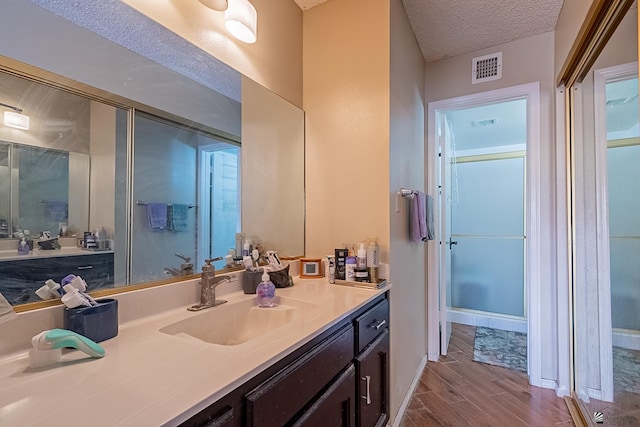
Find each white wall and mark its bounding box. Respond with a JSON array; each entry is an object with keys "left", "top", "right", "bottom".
[
  {"left": 425, "top": 32, "right": 559, "bottom": 385},
  {"left": 89, "top": 101, "right": 116, "bottom": 234},
  {"left": 389, "top": 0, "right": 428, "bottom": 420}
]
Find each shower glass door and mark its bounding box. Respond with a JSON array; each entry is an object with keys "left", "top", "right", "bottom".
[{"left": 450, "top": 156, "right": 525, "bottom": 318}]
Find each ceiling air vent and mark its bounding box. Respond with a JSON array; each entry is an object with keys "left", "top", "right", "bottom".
[{"left": 472, "top": 52, "right": 502, "bottom": 84}]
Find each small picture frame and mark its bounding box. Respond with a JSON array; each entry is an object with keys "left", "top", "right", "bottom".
[{"left": 299, "top": 258, "right": 323, "bottom": 278}]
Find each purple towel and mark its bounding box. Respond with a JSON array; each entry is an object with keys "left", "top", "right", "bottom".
[
  {"left": 47, "top": 201, "right": 68, "bottom": 221},
  {"left": 411, "top": 191, "right": 434, "bottom": 242},
  {"left": 411, "top": 191, "right": 427, "bottom": 242},
  {"left": 147, "top": 203, "right": 167, "bottom": 230}
]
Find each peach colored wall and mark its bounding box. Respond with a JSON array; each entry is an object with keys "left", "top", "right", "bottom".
[
  {"left": 122, "top": 0, "right": 303, "bottom": 108},
  {"left": 304, "top": 0, "right": 428, "bottom": 422},
  {"left": 303, "top": 0, "right": 390, "bottom": 259}
]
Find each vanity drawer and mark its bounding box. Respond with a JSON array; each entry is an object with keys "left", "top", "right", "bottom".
[
  {"left": 354, "top": 299, "right": 389, "bottom": 353},
  {"left": 245, "top": 324, "right": 354, "bottom": 427}
]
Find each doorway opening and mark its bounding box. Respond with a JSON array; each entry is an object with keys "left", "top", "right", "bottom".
[{"left": 427, "top": 83, "right": 543, "bottom": 385}]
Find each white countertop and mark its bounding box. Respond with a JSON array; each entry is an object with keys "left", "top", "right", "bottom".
[{"left": 0, "top": 279, "right": 388, "bottom": 426}]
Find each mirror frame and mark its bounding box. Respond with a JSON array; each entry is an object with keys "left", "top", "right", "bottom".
[
  {"left": 558, "top": 0, "right": 636, "bottom": 422},
  {"left": 0, "top": 57, "right": 246, "bottom": 314}
]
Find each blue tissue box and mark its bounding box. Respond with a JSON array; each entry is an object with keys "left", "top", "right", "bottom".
[{"left": 63, "top": 298, "right": 118, "bottom": 343}]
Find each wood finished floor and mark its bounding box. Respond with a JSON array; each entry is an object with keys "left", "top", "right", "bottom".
[{"left": 399, "top": 323, "right": 574, "bottom": 426}]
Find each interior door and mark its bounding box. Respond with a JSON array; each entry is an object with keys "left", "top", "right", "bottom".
[{"left": 439, "top": 114, "right": 454, "bottom": 355}]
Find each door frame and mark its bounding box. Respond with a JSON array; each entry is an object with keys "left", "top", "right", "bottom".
[{"left": 426, "top": 82, "right": 543, "bottom": 387}]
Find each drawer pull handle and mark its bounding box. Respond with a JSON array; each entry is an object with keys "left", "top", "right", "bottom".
[
  {"left": 361, "top": 375, "right": 371, "bottom": 404},
  {"left": 77, "top": 265, "right": 94, "bottom": 270},
  {"left": 370, "top": 319, "right": 386, "bottom": 330}
]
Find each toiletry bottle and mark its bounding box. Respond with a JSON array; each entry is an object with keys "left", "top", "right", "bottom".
[
  {"left": 327, "top": 255, "right": 336, "bottom": 284},
  {"left": 256, "top": 269, "right": 276, "bottom": 307},
  {"left": 334, "top": 248, "right": 348, "bottom": 280},
  {"left": 367, "top": 237, "right": 380, "bottom": 283},
  {"left": 243, "top": 239, "right": 252, "bottom": 257},
  {"left": 357, "top": 242, "right": 367, "bottom": 269},
  {"left": 18, "top": 238, "right": 30, "bottom": 255},
  {"left": 345, "top": 255, "right": 357, "bottom": 282}
]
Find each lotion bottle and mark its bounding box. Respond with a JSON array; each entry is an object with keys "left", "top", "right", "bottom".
[
  {"left": 367, "top": 237, "right": 380, "bottom": 283},
  {"left": 357, "top": 242, "right": 367, "bottom": 269},
  {"left": 256, "top": 269, "right": 276, "bottom": 307}
]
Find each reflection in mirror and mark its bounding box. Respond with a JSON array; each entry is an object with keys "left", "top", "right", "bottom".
[
  {"left": 0, "top": 55, "right": 304, "bottom": 309},
  {"left": 129, "top": 112, "right": 240, "bottom": 284},
  {"left": 570, "top": 1, "right": 639, "bottom": 422}
]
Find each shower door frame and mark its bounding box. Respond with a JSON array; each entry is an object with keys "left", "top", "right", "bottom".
[{"left": 427, "top": 82, "right": 544, "bottom": 388}]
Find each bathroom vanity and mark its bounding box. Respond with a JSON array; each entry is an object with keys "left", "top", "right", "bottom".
[
  {"left": 0, "top": 277, "right": 389, "bottom": 427},
  {"left": 182, "top": 293, "right": 389, "bottom": 427},
  {"left": 0, "top": 249, "right": 114, "bottom": 305}
]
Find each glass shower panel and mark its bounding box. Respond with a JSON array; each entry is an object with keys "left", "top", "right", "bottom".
[
  {"left": 607, "top": 144, "right": 640, "bottom": 332},
  {"left": 131, "top": 113, "right": 198, "bottom": 284},
  {"left": 15, "top": 145, "right": 69, "bottom": 236},
  {"left": 451, "top": 236, "right": 524, "bottom": 316},
  {"left": 452, "top": 158, "right": 524, "bottom": 237},
  {"left": 450, "top": 157, "right": 525, "bottom": 317}
]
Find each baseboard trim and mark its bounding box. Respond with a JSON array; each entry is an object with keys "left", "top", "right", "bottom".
[
  {"left": 538, "top": 378, "right": 558, "bottom": 390},
  {"left": 612, "top": 328, "right": 640, "bottom": 350},
  {"left": 447, "top": 309, "right": 527, "bottom": 333},
  {"left": 390, "top": 354, "right": 428, "bottom": 427}
]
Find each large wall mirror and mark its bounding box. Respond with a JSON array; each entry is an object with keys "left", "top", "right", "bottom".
[
  {"left": 0, "top": 2, "right": 304, "bottom": 310},
  {"left": 561, "top": 0, "right": 639, "bottom": 423}
]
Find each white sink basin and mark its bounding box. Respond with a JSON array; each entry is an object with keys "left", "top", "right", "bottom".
[{"left": 160, "top": 296, "right": 318, "bottom": 346}]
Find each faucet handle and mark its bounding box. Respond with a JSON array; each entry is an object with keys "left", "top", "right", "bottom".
[{"left": 175, "top": 252, "right": 191, "bottom": 263}]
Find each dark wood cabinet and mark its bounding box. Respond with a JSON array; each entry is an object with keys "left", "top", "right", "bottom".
[
  {"left": 291, "top": 364, "right": 356, "bottom": 427},
  {"left": 179, "top": 292, "right": 390, "bottom": 427},
  {"left": 355, "top": 330, "right": 389, "bottom": 427},
  {"left": 0, "top": 252, "right": 114, "bottom": 305},
  {"left": 246, "top": 325, "right": 354, "bottom": 426}
]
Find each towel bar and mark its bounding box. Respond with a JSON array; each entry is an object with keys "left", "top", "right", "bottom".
[
  {"left": 136, "top": 201, "right": 196, "bottom": 208},
  {"left": 398, "top": 188, "right": 416, "bottom": 197}
]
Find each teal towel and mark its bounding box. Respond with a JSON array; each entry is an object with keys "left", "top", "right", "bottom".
[{"left": 167, "top": 204, "right": 189, "bottom": 232}]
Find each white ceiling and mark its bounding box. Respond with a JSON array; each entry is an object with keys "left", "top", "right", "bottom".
[{"left": 293, "top": 0, "right": 564, "bottom": 63}]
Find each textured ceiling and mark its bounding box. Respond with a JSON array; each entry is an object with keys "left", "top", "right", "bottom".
[{"left": 294, "top": 0, "right": 564, "bottom": 63}]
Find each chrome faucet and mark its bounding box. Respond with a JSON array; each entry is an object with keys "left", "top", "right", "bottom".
[
  {"left": 188, "top": 257, "right": 227, "bottom": 311},
  {"left": 176, "top": 253, "right": 194, "bottom": 275},
  {"left": 164, "top": 253, "right": 194, "bottom": 277}
]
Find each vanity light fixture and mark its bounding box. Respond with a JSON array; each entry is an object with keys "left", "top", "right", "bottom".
[
  {"left": 199, "top": 0, "right": 228, "bottom": 12},
  {"left": 1, "top": 102, "right": 30, "bottom": 130},
  {"left": 224, "top": 0, "right": 257, "bottom": 44}
]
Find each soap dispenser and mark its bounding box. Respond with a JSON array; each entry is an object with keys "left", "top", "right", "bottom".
[
  {"left": 18, "top": 238, "right": 30, "bottom": 255},
  {"left": 256, "top": 268, "right": 276, "bottom": 308}
]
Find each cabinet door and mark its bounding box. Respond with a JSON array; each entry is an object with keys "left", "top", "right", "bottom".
[
  {"left": 292, "top": 364, "right": 356, "bottom": 427},
  {"left": 355, "top": 329, "right": 389, "bottom": 427},
  {"left": 245, "top": 325, "right": 354, "bottom": 426},
  {"left": 179, "top": 404, "right": 235, "bottom": 427}
]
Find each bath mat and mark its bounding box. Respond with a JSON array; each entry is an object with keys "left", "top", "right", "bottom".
[
  {"left": 613, "top": 346, "right": 640, "bottom": 395},
  {"left": 473, "top": 326, "right": 527, "bottom": 372}
]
